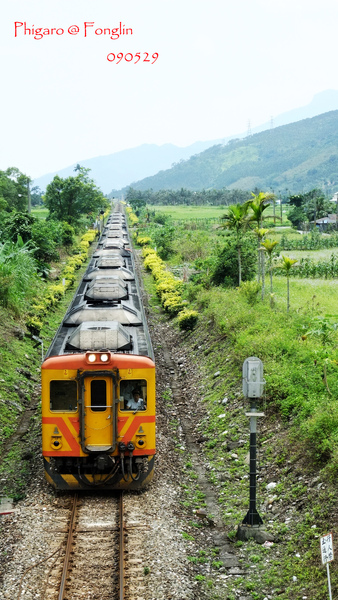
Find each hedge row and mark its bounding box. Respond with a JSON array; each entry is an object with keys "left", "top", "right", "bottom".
[
  {"left": 142, "top": 246, "right": 198, "bottom": 330},
  {"left": 26, "top": 229, "right": 98, "bottom": 334},
  {"left": 126, "top": 206, "right": 139, "bottom": 226}
]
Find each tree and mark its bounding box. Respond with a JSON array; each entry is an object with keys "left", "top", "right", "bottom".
[
  {"left": 287, "top": 189, "right": 330, "bottom": 230},
  {"left": 44, "top": 168, "right": 107, "bottom": 226},
  {"left": 30, "top": 186, "right": 44, "bottom": 206},
  {"left": 279, "top": 256, "right": 297, "bottom": 313},
  {"left": 245, "top": 192, "right": 278, "bottom": 282},
  {"left": 211, "top": 234, "right": 257, "bottom": 287},
  {"left": 260, "top": 239, "right": 278, "bottom": 306},
  {"left": 2, "top": 212, "right": 36, "bottom": 243},
  {"left": 220, "top": 203, "right": 251, "bottom": 285},
  {"left": 287, "top": 205, "right": 307, "bottom": 229},
  {"left": 245, "top": 191, "right": 276, "bottom": 229},
  {"left": 0, "top": 167, "right": 31, "bottom": 212},
  {"left": 254, "top": 227, "right": 269, "bottom": 290}
]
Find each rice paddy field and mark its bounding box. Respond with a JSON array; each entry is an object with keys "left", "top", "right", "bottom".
[{"left": 151, "top": 203, "right": 291, "bottom": 224}]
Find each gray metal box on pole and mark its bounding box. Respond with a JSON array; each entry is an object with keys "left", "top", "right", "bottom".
[{"left": 242, "top": 356, "right": 265, "bottom": 399}]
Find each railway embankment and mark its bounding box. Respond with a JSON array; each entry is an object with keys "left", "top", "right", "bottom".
[{"left": 139, "top": 248, "right": 338, "bottom": 600}]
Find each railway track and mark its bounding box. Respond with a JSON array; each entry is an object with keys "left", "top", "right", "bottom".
[
  {"left": 13, "top": 490, "right": 151, "bottom": 600},
  {"left": 42, "top": 493, "right": 122, "bottom": 600},
  {"left": 27, "top": 491, "right": 148, "bottom": 600}
]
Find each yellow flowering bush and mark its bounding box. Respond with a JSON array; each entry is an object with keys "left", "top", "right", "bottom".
[
  {"left": 137, "top": 235, "right": 152, "bottom": 246},
  {"left": 177, "top": 309, "right": 199, "bottom": 330}
]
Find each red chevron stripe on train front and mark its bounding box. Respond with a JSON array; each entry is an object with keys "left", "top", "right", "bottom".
[
  {"left": 118, "top": 415, "right": 155, "bottom": 440},
  {"left": 42, "top": 417, "right": 80, "bottom": 456}
]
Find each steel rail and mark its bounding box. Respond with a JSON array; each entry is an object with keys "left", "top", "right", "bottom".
[
  {"left": 58, "top": 493, "right": 78, "bottom": 600},
  {"left": 119, "top": 491, "right": 125, "bottom": 600}
]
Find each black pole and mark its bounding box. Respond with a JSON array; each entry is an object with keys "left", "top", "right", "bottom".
[{"left": 242, "top": 404, "right": 263, "bottom": 526}]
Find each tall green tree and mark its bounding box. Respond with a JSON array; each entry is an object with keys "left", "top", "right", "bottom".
[
  {"left": 254, "top": 227, "right": 269, "bottom": 289},
  {"left": 0, "top": 168, "right": 31, "bottom": 212},
  {"left": 245, "top": 191, "right": 276, "bottom": 228},
  {"left": 245, "top": 192, "right": 277, "bottom": 282},
  {"left": 260, "top": 239, "right": 278, "bottom": 306},
  {"left": 279, "top": 255, "right": 297, "bottom": 313},
  {"left": 44, "top": 168, "right": 107, "bottom": 226},
  {"left": 220, "top": 203, "right": 250, "bottom": 285}
]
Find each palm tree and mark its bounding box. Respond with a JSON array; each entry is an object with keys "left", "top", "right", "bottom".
[
  {"left": 254, "top": 227, "right": 269, "bottom": 288},
  {"left": 245, "top": 191, "right": 276, "bottom": 228},
  {"left": 221, "top": 203, "right": 250, "bottom": 285},
  {"left": 245, "top": 192, "right": 277, "bottom": 283},
  {"left": 260, "top": 239, "right": 278, "bottom": 306},
  {"left": 279, "top": 255, "right": 297, "bottom": 313}
]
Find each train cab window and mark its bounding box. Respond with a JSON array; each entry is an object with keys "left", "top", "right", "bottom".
[
  {"left": 50, "top": 381, "right": 77, "bottom": 411},
  {"left": 90, "top": 379, "right": 107, "bottom": 412},
  {"left": 120, "top": 379, "right": 147, "bottom": 411}
]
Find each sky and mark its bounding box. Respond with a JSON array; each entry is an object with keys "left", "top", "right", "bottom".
[{"left": 2, "top": 0, "right": 338, "bottom": 179}]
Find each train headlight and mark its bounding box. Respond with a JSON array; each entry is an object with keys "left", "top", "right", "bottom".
[
  {"left": 51, "top": 436, "right": 63, "bottom": 450},
  {"left": 135, "top": 436, "right": 147, "bottom": 449},
  {"left": 100, "top": 353, "right": 109, "bottom": 362},
  {"left": 87, "top": 353, "right": 97, "bottom": 363}
]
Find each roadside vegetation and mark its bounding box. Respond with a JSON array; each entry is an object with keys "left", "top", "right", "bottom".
[
  {"left": 130, "top": 194, "right": 338, "bottom": 473},
  {"left": 0, "top": 165, "right": 109, "bottom": 497},
  {"left": 129, "top": 193, "right": 338, "bottom": 600}
]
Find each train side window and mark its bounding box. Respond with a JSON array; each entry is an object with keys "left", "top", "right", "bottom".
[
  {"left": 120, "top": 379, "right": 147, "bottom": 411},
  {"left": 91, "top": 379, "right": 107, "bottom": 412},
  {"left": 50, "top": 381, "right": 77, "bottom": 411}
]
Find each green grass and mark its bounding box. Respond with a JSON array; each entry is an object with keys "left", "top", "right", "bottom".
[
  {"left": 149, "top": 205, "right": 228, "bottom": 220},
  {"left": 270, "top": 228, "right": 301, "bottom": 240},
  {"left": 276, "top": 248, "right": 338, "bottom": 263},
  {"left": 31, "top": 207, "right": 49, "bottom": 219},
  {"left": 267, "top": 275, "right": 338, "bottom": 311},
  {"left": 149, "top": 203, "right": 292, "bottom": 225}
]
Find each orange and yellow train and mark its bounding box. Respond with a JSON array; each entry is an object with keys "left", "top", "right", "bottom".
[{"left": 41, "top": 206, "right": 155, "bottom": 489}]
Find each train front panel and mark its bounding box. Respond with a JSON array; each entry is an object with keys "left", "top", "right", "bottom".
[{"left": 42, "top": 352, "right": 155, "bottom": 489}]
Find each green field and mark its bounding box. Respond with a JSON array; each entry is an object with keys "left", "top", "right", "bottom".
[
  {"left": 279, "top": 248, "right": 338, "bottom": 263},
  {"left": 150, "top": 203, "right": 292, "bottom": 225},
  {"left": 150, "top": 205, "right": 227, "bottom": 220},
  {"left": 271, "top": 276, "right": 338, "bottom": 311},
  {"left": 31, "top": 207, "right": 48, "bottom": 219}
]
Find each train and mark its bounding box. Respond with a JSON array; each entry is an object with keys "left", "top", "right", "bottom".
[{"left": 41, "top": 204, "right": 156, "bottom": 489}]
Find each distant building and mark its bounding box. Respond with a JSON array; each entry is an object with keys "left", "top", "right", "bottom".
[
  {"left": 329, "top": 192, "right": 338, "bottom": 203},
  {"left": 315, "top": 214, "right": 337, "bottom": 230}
]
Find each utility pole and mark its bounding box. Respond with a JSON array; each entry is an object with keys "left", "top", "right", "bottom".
[{"left": 27, "top": 181, "right": 31, "bottom": 213}]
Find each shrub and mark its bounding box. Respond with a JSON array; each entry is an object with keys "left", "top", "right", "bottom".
[
  {"left": 26, "top": 315, "right": 43, "bottom": 335},
  {"left": 142, "top": 246, "right": 157, "bottom": 258},
  {"left": 163, "top": 293, "right": 186, "bottom": 315},
  {"left": 239, "top": 281, "right": 261, "bottom": 305},
  {"left": 137, "top": 235, "right": 152, "bottom": 246},
  {"left": 156, "top": 278, "right": 183, "bottom": 299},
  {"left": 178, "top": 309, "right": 199, "bottom": 330},
  {"left": 0, "top": 240, "right": 40, "bottom": 314}
]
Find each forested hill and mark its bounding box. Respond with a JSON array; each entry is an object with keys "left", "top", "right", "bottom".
[{"left": 123, "top": 111, "right": 338, "bottom": 194}]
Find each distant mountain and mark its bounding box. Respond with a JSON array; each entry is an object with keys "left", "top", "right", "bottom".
[
  {"left": 125, "top": 111, "right": 338, "bottom": 195},
  {"left": 32, "top": 90, "right": 338, "bottom": 194},
  {"left": 32, "top": 141, "right": 222, "bottom": 194},
  {"left": 249, "top": 90, "right": 338, "bottom": 134}
]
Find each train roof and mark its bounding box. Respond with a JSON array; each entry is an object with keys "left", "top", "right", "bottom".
[{"left": 44, "top": 205, "right": 154, "bottom": 361}]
